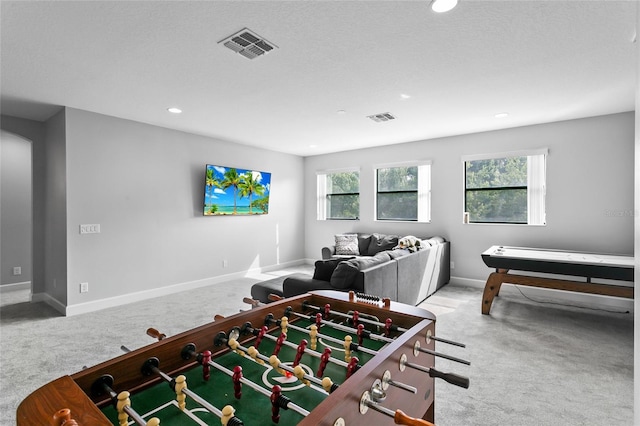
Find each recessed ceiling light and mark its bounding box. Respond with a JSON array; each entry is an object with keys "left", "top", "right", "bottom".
[
  {"left": 494, "top": 112, "right": 509, "bottom": 119},
  {"left": 337, "top": 110, "right": 346, "bottom": 114},
  {"left": 167, "top": 107, "right": 182, "bottom": 114},
  {"left": 400, "top": 94, "right": 411, "bottom": 99},
  {"left": 431, "top": 0, "right": 458, "bottom": 13}
]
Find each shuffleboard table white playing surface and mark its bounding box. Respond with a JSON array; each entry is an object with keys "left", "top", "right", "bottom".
[{"left": 480, "top": 245, "right": 634, "bottom": 314}]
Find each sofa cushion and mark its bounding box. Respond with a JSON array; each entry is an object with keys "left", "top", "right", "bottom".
[
  {"left": 356, "top": 234, "right": 372, "bottom": 256},
  {"left": 335, "top": 234, "right": 360, "bottom": 255},
  {"left": 367, "top": 233, "right": 399, "bottom": 255},
  {"left": 330, "top": 260, "right": 360, "bottom": 289},
  {"left": 388, "top": 248, "right": 411, "bottom": 259},
  {"left": 313, "top": 258, "right": 350, "bottom": 281}
]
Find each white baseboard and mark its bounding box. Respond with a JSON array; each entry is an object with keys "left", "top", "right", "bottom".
[
  {"left": 449, "top": 276, "right": 634, "bottom": 313},
  {"left": 0, "top": 281, "right": 31, "bottom": 293},
  {"left": 64, "top": 259, "right": 308, "bottom": 317},
  {"left": 32, "top": 292, "right": 67, "bottom": 315}
]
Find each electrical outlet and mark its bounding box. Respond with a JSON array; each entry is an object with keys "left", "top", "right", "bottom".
[
  {"left": 80, "top": 282, "right": 89, "bottom": 293},
  {"left": 450, "top": 261, "right": 455, "bottom": 269},
  {"left": 80, "top": 224, "right": 101, "bottom": 234},
  {"left": 12, "top": 266, "right": 21, "bottom": 276}
]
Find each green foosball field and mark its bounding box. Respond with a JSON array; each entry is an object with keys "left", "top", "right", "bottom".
[{"left": 101, "top": 316, "right": 386, "bottom": 425}]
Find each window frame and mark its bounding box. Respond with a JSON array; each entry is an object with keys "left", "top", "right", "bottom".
[
  {"left": 316, "top": 168, "right": 360, "bottom": 221},
  {"left": 462, "top": 149, "right": 547, "bottom": 226},
  {"left": 374, "top": 161, "right": 431, "bottom": 223}
]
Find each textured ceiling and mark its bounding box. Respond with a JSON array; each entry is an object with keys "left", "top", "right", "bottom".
[{"left": 1, "top": 1, "right": 636, "bottom": 156}]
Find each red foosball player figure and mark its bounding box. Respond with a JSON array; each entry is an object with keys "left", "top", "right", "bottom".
[
  {"left": 324, "top": 304, "right": 330, "bottom": 319},
  {"left": 317, "top": 347, "right": 332, "bottom": 377},
  {"left": 201, "top": 350, "right": 212, "bottom": 381},
  {"left": 352, "top": 310, "right": 359, "bottom": 326},
  {"left": 232, "top": 366, "right": 243, "bottom": 399},
  {"left": 357, "top": 324, "right": 365, "bottom": 346},
  {"left": 273, "top": 333, "right": 287, "bottom": 356},
  {"left": 255, "top": 326, "right": 268, "bottom": 349},
  {"left": 293, "top": 339, "right": 308, "bottom": 366},
  {"left": 271, "top": 385, "right": 283, "bottom": 423},
  {"left": 346, "top": 356, "right": 359, "bottom": 379},
  {"left": 385, "top": 318, "right": 393, "bottom": 337}
]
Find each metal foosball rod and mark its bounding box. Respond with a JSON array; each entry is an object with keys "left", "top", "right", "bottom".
[
  {"left": 180, "top": 343, "right": 311, "bottom": 418},
  {"left": 262, "top": 316, "right": 378, "bottom": 356},
  {"left": 238, "top": 323, "right": 356, "bottom": 371},
  {"left": 399, "top": 354, "right": 470, "bottom": 389},
  {"left": 284, "top": 307, "right": 395, "bottom": 344},
  {"left": 303, "top": 299, "right": 466, "bottom": 348},
  {"left": 213, "top": 331, "right": 340, "bottom": 394},
  {"left": 360, "top": 390, "right": 436, "bottom": 426},
  {"left": 90, "top": 375, "right": 160, "bottom": 426},
  {"left": 141, "top": 357, "right": 244, "bottom": 426},
  {"left": 263, "top": 315, "right": 469, "bottom": 366}
]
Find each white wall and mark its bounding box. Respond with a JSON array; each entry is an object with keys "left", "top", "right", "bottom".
[
  {"left": 0, "top": 130, "right": 32, "bottom": 287},
  {"left": 61, "top": 108, "right": 305, "bottom": 312},
  {"left": 304, "top": 112, "right": 634, "bottom": 291}
]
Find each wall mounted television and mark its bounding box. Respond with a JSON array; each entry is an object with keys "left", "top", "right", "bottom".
[{"left": 204, "top": 164, "right": 271, "bottom": 216}]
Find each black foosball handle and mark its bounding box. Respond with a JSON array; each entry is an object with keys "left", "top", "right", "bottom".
[{"left": 428, "top": 368, "right": 470, "bottom": 389}]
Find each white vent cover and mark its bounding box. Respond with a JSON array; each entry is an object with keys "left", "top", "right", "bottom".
[
  {"left": 367, "top": 112, "right": 396, "bottom": 122},
  {"left": 220, "top": 28, "right": 277, "bottom": 60}
]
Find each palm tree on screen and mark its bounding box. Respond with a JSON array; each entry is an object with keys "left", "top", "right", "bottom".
[
  {"left": 221, "top": 168, "right": 242, "bottom": 214},
  {"left": 239, "top": 172, "right": 265, "bottom": 214}
]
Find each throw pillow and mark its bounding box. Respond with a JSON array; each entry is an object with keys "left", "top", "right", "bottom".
[
  {"left": 367, "top": 233, "right": 399, "bottom": 255},
  {"left": 313, "top": 258, "right": 349, "bottom": 282},
  {"left": 335, "top": 234, "right": 360, "bottom": 255},
  {"left": 330, "top": 260, "right": 359, "bottom": 289}
]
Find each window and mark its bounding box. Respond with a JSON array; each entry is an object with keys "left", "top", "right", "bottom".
[
  {"left": 463, "top": 149, "right": 547, "bottom": 225},
  {"left": 375, "top": 163, "right": 431, "bottom": 222},
  {"left": 317, "top": 169, "right": 360, "bottom": 220}
]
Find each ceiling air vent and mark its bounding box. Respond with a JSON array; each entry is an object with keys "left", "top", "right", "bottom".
[
  {"left": 367, "top": 112, "right": 396, "bottom": 123},
  {"left": 220, "top": 28, "right": 277, "bottom": 60}
]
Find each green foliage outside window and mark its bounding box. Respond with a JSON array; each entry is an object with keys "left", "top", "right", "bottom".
[
  {"left": 327, "top": 171, "right": 359, "bottom": 219},
  {"left": 465, "top": 157, "right": 527, "bottom": 223},
  {"left": 377, "top": 166, "right": 418, "bottom": 221}
]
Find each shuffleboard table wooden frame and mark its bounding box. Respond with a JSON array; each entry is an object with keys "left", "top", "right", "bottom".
[
  {"left": 17, "top": 290, "right": 441, "bottom": 426},
  {"left": 481, "top": 245, "right": 634, "bottom": 315}
]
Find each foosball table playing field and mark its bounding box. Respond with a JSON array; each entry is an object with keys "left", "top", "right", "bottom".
[{"left": 17, "top": 290, "right": 469, "bottom": 426}]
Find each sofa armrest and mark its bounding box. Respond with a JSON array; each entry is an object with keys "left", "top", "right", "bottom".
[
  {"left": 354, "top": 260, "right": 398, "bottom": 301},
  {"left": 283, "top": 276, "right": 336, "bottom": 298},
  {"left": 321, "top": 246, "right": 336, "bottom": 260}
]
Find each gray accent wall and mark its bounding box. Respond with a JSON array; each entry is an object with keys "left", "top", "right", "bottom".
[
  {"left": 62, "top": 108, "right": 304, "bottom": 308},
  {"left": 304, "top": 112, "right": 634, "bottom": 283},
  {"left": 1, "top": 130, "right": 32, "bottom": 287}
]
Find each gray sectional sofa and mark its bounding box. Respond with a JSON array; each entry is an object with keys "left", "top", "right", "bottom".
[{"left": 281, "top": 233, "right": 450, "bottom": 306}]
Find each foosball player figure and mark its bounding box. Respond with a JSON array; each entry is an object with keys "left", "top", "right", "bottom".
[
  {"left": 352, "top": 310, "right": 359, "bottom": 326},
  {"left": 220, "top": 405, "right": 237, "bottom": 426},
  {"left": 385, "top": 318, "right": 393, "bottom": 337},
  {"left": 53, "top": 408, "right": 79, "bottom": 426},
  {"left": 293, "top": 339, "right": 308, "bottom": 366},
  {"left": 254, "top": 326, "right": 268, "bottom": 349},
  {"left": 317, "top": 347, "right": 331, "bottom": 377},
  {"left": 293, "top": 365, "right": 311, "bottom": 386},
  {"left": 344, "top": 335, "right": 353, "bottom": 361},
  {"left": 201, "top": 350, "right": 212, "bottom": 381},
  {"left": 247, "top": 345, "right": 265, "bottom": 365},
  {"left": 269, "top": 355, "right": 286, "bottom": 376},
  {"left": 273, "top": 333, "right": 287, "bottom": 356},
  {"left": 280, "top": 316, "right": 289, "bottom": 334},
  {"left": 346, "top": 357, "right": 359, "bottom": 379},
  {"left": 309, "top": 325, "right": 318, "bottom": 350},
  {"left": 324, "top": 304, "right": 330, "bottom": 319},
  {"left": 174, "top": 375, "right": 187, "bottom": 411},
  {"left": 117, "top": 392, "right": 132, "bottom": 426},
  {"left": 315, "top": 313, "right": 323, "bottom": 328},
  {"left": 232, "top": 366, "right": 243, "bottom": 399},
  {"left": 270, "top": 385, "right": 283, "bottom": 423},
  {"left": 357, "top": 324, "right": 365, "bottom": 346}
]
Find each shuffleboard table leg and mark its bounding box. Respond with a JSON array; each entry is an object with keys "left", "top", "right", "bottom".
[{"left": 482, "top": 272, "right": 505, "bottom": 315}]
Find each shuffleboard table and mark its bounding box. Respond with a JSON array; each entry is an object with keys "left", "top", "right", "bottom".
[
  {"left": 17, "top": 290, "right": 469, "bottom": 426},
  {"left": 481, "top": 245, "right": 634, "bottom": 315}
]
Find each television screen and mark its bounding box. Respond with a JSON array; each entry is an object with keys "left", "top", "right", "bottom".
[{"left": 204, "top": 164, "right": 271, "bottom": 215}]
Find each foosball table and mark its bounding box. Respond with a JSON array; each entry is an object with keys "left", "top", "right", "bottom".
[{"left": 17, "top": 290, "right": 469, "bottom": 426}]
